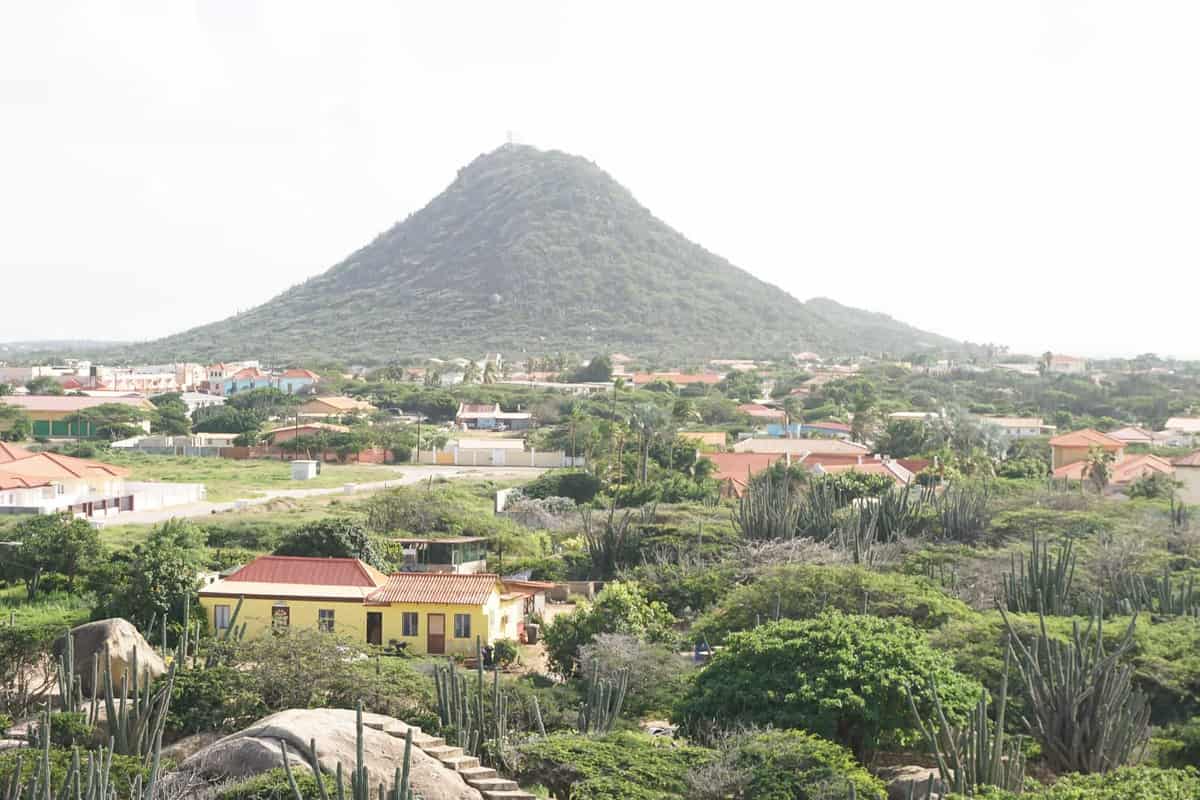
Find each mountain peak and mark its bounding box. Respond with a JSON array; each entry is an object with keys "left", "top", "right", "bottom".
[{"left": 139, "top": 148, "right": 959, "bottom": 363}]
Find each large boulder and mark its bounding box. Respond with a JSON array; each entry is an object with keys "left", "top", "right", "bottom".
[
  {"left": 54, "top": 619, "right": 166, "bottom": 695},
  {"left": 181, "top": 709, "right": 482, "bottom": 800},
  {"left": 879, "top": 766, "right": 946, "bottom": 800}
]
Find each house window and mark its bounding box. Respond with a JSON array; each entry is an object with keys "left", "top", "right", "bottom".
[
  {"left": 402, "top": 612, "right": 419, "bottom": 637},
  {"left": 454, "top": 614, "right": 471, "bottom": 639},
  {"left": 214, "top": 605, "right": 231, "bottom": 631},
  {"left": 318, "top": 609, "right": 335, "bottom": 632}
]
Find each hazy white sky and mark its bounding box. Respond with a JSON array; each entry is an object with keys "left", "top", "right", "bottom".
[{"left": 1, "top": 1, "right": 1196, "bottom": 358}]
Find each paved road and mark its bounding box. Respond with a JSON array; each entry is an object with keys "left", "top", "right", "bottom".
[{"left": 95, "top": 464, "right": 545, "bottom": 527}]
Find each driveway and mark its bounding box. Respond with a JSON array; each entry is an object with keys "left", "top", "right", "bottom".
[{"left": 94, "top": 465, "right": 545, "bottom": 527}]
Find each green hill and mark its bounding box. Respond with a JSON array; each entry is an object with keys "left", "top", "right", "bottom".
[{"left": 140, "top": 145, "right": 964, "bottom": 363}]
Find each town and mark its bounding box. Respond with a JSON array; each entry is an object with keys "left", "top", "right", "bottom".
[{"left": 3, "top": 345, "right": 1200, "bottom": 800}]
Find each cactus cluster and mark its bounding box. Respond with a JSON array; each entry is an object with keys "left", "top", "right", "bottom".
[
  {"left": 734, "top": 474, "right": 803, "bottom": 541},
  {"left": 1112, "top": 567, "right": 1200, "bottom": 618},
  {"left": 577, "top": 665, "right": 629, "bottom": 735},
  {"left": 998, "top": 603, "right": 1150, "bottom": 774},
  {"left": 906, "top": 646, "right": 1026, "bottom": 794},
  {"left": 1002, "top": 533, "right": 1076, "bottom": 616},
  {"left": 431, "top": 637, "right": 508, "bottom": 764},
  {"left": 937, "top": 483, "right": 991, "bottom": 543},
  {"left": 2, "top": 709, "right": 147, "bottom": 800}
]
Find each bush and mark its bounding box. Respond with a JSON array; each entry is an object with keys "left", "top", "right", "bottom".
[
  {"left": 689, "top": 729, "right": 885, "bottom": 800},
  {"left": 578, "top": 633, "right": 695, "bottom": 717},
  {"left": 161, "top": 665, "right": 267, "bottom": 738},
  {"left": 0, "top": 747, "right": 147, "bottom": 790},
  {"left": 1157, "top": 716, "right": 1200, "bottom": 768},
  {"left": 492, "top": 638, "right": 519, "bottom": 668},
  {"left": 523, "top": 470, "right": 601, "bottom": 505},
  {"left": 515, "top": 731, "right": 713, "bottom": 800},
  {"left": 0, "top": 712, "right": 11, "bottom": 736},
  {"left": 27, "top": 711, "right": 93, "bottom": 747},
  {"left": 965, "top": 766, "right": 1200, "bottom": 799},
  {"left": 676, "top": 612, "right": 981, "bottom": 758},
  {"left": 543, "top": 582, "right": 676, "bottom": 676},
  {"left": 273, "top": 517, "right": 382, "bottom": 568},
  {"left": 691, "top": 564, "right": 972, "bottom": 645},
  {"left": 217, "top": 768, "right": 339, "bottom": 800}
]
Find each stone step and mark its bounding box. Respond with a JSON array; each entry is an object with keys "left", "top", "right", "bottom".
[
  {"left": 409, "top": 734, "right": 445, "bottom": 748},
  {"left": 480, "top": 791, "right": 536, "bottom": 800},
  {"left": 421, "top": 744, "right": 463, "bottom": 760},
  {"left": 441, "top": 754, "right": 480, "bottom": 771},
  {"left": 467, "top": 777, "right": 519, "bottom": 792},
  {"left": 457, "top": 766, "right": 498, "bottom": 782}
]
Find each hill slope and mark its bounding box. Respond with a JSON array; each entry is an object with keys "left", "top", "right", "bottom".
[{"left": 142, "top": 145, "right": 963, "bottom": 363}]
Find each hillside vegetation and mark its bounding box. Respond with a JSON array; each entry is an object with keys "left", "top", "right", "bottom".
[{"left": 138, "top": 145, "right": 961, "bottom": 363}]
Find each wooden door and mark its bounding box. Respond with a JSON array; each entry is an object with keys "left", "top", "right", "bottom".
[
  {"left": 366, "top": 612, "right": 383, "bottom": 646},
  {"left": 427, "top": 613, "right": 445, "bottom": 654}
]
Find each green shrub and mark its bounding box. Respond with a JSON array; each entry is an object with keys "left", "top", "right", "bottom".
[
  {"left": 273, "top": 517, "right": 382, "bottom": 568},
  {"left": 0, "top": 747, "right": 147, "bottom": 790},
  {"left": 543, "top": 582, "right": 675, "bottom": 676},
  {"left": 217, "top": 767, "right": 338, "bottom": 800},
  {"left": 27, "top": 711, "right": 93, "bottom": 748},
  {"left": 523, "top": 470, "right": 601, "bottom": 505},
  {"left": 515, "top": 731, "right": 713, "bottom": 800},
  {"left": 492, "top": 638, "right": 519, "bottom": 668},
  {"left": 1007, "top": 766, "right": 1200, "bottom": 799},
  {"left": 0, "top": 712, "right": 11, "bottom": 736},
  {"left": 161, "top": 665, "right": 267, "bottom": 738},
  {"left": 707, "top": 729, "right": 886, "bottom": 800},
  {"left": 676, "top": 612, "right": 981, "bottom": 758},
  {"left": 692, "top": 564, "right": 972, "bottom": 644},
  {"left": 578, "top": 633, "right": 696, "bottom": 717},
  {"left": 1156, "top": 716, "right": 1200, "bottom": 768}
]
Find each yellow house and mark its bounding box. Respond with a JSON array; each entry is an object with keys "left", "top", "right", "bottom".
[
  {"left": 1049, "top": 429, "right": 1125, "bottom": 470},
  {"left": 198, "top": 556, "right": 533, "bottom": 656},
  {"left": 297, "top": 396, "right": 376, "bottom": 419}
]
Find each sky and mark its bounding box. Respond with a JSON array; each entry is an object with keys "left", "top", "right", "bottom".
[{"left": 1, "top": 1, "right": 1196, "bottom": 358}]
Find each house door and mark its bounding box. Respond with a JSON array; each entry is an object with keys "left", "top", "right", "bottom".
[
  {"left": 366, "top": 612, "right": 383, "bottom": 646},
  {"left": 427, "top": 613, "right": 445, "bottom": 654}
]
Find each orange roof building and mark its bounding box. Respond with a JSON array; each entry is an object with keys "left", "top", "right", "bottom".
[{"left": 1049, "top": 429, "right": 1124, "bottom": 470}]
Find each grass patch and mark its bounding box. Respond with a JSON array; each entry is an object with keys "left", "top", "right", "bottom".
[{"left": 102, "top": 452, "right": 406, "bottom": 502}]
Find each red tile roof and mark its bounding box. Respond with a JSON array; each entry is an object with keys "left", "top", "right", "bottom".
[
  {"left": 0, "top": 452, "right": 130, "bottom": 486},
  {"left": 1173, "top": 451, "right": 1200, "bottom": 467},
  {"left": 366, "top": 573, "right": 500, "bottom": 605},
  {"left": 282, "top": 369, "right": 321, "bottom": 379},
  {"left": 631, "top": 372, "right": 723, "bottom": 386},
  {"left": 738, "top": 404, "right": 787, "bottom": 419},
  {"left": 0, "top": 442, "right": 35, "bottom": 464},
  {"left": 1053, "top": 454, "right": 1175, "bottom": 483},
  {"left": 807, "top": 420, "right": 852, "bottom": 433},
  {"left": 1048, "top": 429, "right": 1124, "bottom": 449},
  {"left": 230, "top": 368, "right": 267, "bottom": 380},
  {"left": 225, "top": 556, "right": 387, "bottom": 587},
  {"left": 704, "top": 452, "right": 784, "bottom": 496}
]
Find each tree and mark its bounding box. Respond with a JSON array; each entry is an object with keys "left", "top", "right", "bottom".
[
  {"left": 0, "top": 404, "right": 31, "bottom": 442},
  {"left": 273, "top": 517, "right": 383, "bottom": 567},
  {"left": 2, "top": 514, "right": 101, "bottom": 599},
  {"left": 676, "top": 612, "right": 980, "bottom": 758},
  {"left": 569, "top": 356, "right": 613, "bottom": 383},
  {"left": 79, "top": 403, "right": 150, "bottom": 441},
  {"left": 24, "top": 376, "right": 63, "bottom": 396},
  {"left": 150, "top": 393, "right": 191, "bottom": 436},
  {"left": 543, "top": 582, "right": 675, "bottom": 676},
  {"left": 1084, "top": 445, "right": 1115, "bottom": 493},
  {"left": 462, "top": 361, "right": 481, "bottom": 384},
  {"left": 88, "top": 519, "right": 206, "bottom": 629},
  {"left": 875, "top": 418, "right": 929, "bottom": 457},
  {"left": 481, "top": 360, "right": 498, "bottom": 384},
  {"left": 192, "top": 406, "right": 260, "bottom": 434}
]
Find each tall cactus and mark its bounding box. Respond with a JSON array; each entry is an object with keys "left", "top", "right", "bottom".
[
  {"left": 997, "top": 601, "right": 1150, "bottom": 774},
  {"left": 1002, "top": 533, "right": 1076, "bottom": 615},
  {"left": 577, "top": 665, "right": 629, "bottom": 735},
  {"left": 734, "top": 474, "right": 802, "bottom": 541},
  {"left": 1112, "top": 567, "right": 1200, "bottom": 617},
  {"left": 431, "top": 637, "right": 510, "bottom": 764},
  {"left": 101, "top": 646, "right": 177, "bottom": 760},
  {"left": 906, "top": 645, "right": 1026, "bottom": 794}
]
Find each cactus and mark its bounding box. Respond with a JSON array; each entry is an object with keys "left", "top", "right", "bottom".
[
  {"left": 1170, "top": 493, "right": 1190, "bottom": 532},
  {"left": 280, "top": 701, "right": 417, "bottom": 800},
  {"left": 906, "top": 644, "right": 1026, "bottom": 794},
  {"left": 734, "top": 473, "right": 802, "bottom": 540},
  {"left": 1002, "top": 533, "right": 1076, "bottom": 616},
  {"left": 1112, "top": 567, "right": 1200, "bottom": 618},
  {"left": 101, "top": 646, "right": 177, "bottom": 760},
  {"left": 997, "top": 601, "right": 1150, "bottom": 774},
  {"left": 5, "top": 708, "right": 162, "bottom": 800},
  {"left": 577, "top": 665, "right": 629, "bottom": 735},
  {"left": 431, "top": 637, "right": 510, "bottom": 765},
  {"left": 204, "top": 595, "right": 246, "bottom": 668},
  {"left": 55, "top": 629, "right": 84, "bottom": 716},
  {"left": 937, "top": 483, "right": 991, "bottom": 543},
  {"left": 833, "top": 504, "right": 883, "bottom": 566}
]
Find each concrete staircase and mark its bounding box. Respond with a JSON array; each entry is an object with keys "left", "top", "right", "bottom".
[{"left": 365, "top": 718, "right": 535, "bottom": 800}]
